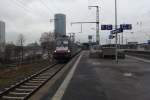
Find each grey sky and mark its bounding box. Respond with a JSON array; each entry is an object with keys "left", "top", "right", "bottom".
[{"left": 0, "top": 0, "right": 150, "bottom": 44}]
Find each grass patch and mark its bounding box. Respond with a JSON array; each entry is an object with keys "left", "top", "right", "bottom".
[{"left": 0, "top": 61, "right": 50, "bottom": 91}]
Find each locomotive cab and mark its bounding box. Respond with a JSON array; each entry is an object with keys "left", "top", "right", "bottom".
[{"left": 53, "top": 38, "right": 71, "bottom": 60}]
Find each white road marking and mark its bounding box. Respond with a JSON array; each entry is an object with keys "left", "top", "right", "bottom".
[
  {"left": 51, "top": 53, "right": 83, "bottom": 100},
  {"left": 127, "top": 55, "right": 150, "bottom": 63}
]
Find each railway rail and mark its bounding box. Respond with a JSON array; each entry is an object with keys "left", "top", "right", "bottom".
[
  {"left": 125, "top": 50, "right": 150, "bottom": 60},
  {"left": 0, "top": 63, "right": 65, "bottom": 100}
]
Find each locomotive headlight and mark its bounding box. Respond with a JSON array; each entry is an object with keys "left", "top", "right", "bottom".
[
  {"left": 54, "top": 50, "right": 57, "bottom": 53},
  {"left": 67, "top": 50, "right": 70, "bottom": 53}
]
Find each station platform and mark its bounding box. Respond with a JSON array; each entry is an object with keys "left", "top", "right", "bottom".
[
  {"left": 52, "top": 51, "right": 107, "bottom": 100},
  {"left": 51, "top": 51, "right": 150, "bottom": 100},
  {"left": 30, "top": 51, "right": 150, "bottom": 100}
]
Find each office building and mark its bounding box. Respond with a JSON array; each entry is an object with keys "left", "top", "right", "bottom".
[
  {"left": 0, "top": 21, "right": 5, "bottom": 52},
  {"left": 54, "top": 14, "right": 66, "bottom": 38}
]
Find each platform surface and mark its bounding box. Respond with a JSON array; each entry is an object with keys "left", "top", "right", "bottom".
[
  {"left": 51, "top": 51, "right": 150, "bottom": 100},
  {"left": 31, "top": 51, "right": 150, "bottom": 100}
]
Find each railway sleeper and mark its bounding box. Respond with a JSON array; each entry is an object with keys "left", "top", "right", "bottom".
[
  {"left": 24, "top": 82, "right": 41, "bottom": 86},
  {"left": 29, "top": 80, "right": 44, "bottom": 83},
  {"left": 38, "top": 75, "right": 52, "bottom": 77},
  {"left": 40, "top": 73, "right": 52, "bottom": 76},
  {"left": 9, "top": 91, "right": 30, "bottom": 95},
  {"left": 35, "top": 76, "right": 50, "bottom": 79},
  {"left": 32, "top": 79, "right": 47, "bottom": 81},
  {"left": 15, "top": 88, "right": 34, "bottom": 92},
  {"left": 2, "top": 96, "right": 24, "bottom": 100},
  {"left": 20, "top": 85, "right": 38, "bottom": 88}
]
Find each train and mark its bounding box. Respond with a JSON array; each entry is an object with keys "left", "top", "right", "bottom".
[{"left": 53, "top": 36, "right": 81, "bottom": 61}]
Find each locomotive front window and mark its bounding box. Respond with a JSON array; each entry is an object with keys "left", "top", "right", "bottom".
[
  {"left": 56, "top": 40, "right": 68, "bottom": 47},
  {"left": 63, "top": 41, "right": 68, "bottom": 47},
  {"left": 56, "top": 41, "right": 62, "bottom": 46}
]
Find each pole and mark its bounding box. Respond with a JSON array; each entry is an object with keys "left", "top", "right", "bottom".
[
  {"left": 110, "top": 39, "right": 111, "bottom": 44},
  {"left": 115, "top": 0, "right": 118, "bottom": 63},
  {"left": 126, "top": 38, "right": 128, "bottom": 44},
  {"left": 81, "top": 24, "right": 83, "bottom": 33},
  {"left": 88, "top": 6, "right": 100, "bottom": 45},
  {"left": 118, "top": 35, "right": 120, "bottom": 49},
  {"left": 72, "top": 33, "right": 75, "bottom": 42},
  {"left": 96, "top": 6, "right": 100, "bottom": 45},
  {"left": 121, "top": 32, "right": 124, "bottom": 45},
  {"left": 69, "top": 33, "right": 72, "bottom": 40}
]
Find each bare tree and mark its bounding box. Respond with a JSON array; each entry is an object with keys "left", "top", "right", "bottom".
[
  {"left": 40, "top": 32, "right": 55, "bottom": 62},
  {"left": 4, "top": 43, "right": 16, "bottom": 64},
  {"left": 17, "top": 34, "right": 25, "bottom": 65}
]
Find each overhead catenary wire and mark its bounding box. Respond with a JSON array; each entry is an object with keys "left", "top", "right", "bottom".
[
  {"left": 39, "top": 0, "right": 55, "bottom": 14},
  {"left": 17, "top": 0, "right": 52, "bottom": 17},
  {"left": 10, "top": 0, "right": 53, "bottom": 18},
  {"left": 5, "top": 0, "right": 52, "bottom": 32},
  {"left": 47, "top": 0, "right": 63, "bottom": 13},
  {"left": 16, "top": 0, "right": 51, "bottom": 14},
  {"left": 9, "top": 0, "right": 37, "bottom": 17},
  {"left": 15, "top": 0, "right": 34, "bottom": 10}
]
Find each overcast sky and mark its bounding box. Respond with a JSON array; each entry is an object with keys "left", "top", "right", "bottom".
[{"left": 0, "top": 0, "right": 150, "bottom": 44}]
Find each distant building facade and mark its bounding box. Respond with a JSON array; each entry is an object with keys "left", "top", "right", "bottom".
[
  {"left": 54, "top": 14, "right": 66, "bottom": 38},
  {"left": 0, "top": 21, "right": 5, "bottom": 52}
]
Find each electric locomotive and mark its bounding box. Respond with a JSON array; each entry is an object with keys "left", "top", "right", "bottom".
[{"left": 53, "top": 36, "right": 81, "bottom": 61}]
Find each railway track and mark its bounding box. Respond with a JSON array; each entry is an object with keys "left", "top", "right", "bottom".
[
  {"left": 0, "top": 63, "right": 65, "bottom": 100},
  {"left": 125, "top": 50, "right": 150, "bottom": 60}
]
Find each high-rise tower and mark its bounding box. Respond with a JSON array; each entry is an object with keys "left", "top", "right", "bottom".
[
  {"left": 0, "top": 21, "right": 5, "bottom": 52},
  {"left": 54, "top": 14, "right": 66, "bottom": 38}
]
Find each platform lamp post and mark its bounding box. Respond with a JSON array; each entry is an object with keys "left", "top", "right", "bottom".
[
  {"left": 118, "top": 35, "right": 121, "bottom": 49},
  {"left": 115, "top": 0, "right": 118, "bottom": 63}
]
